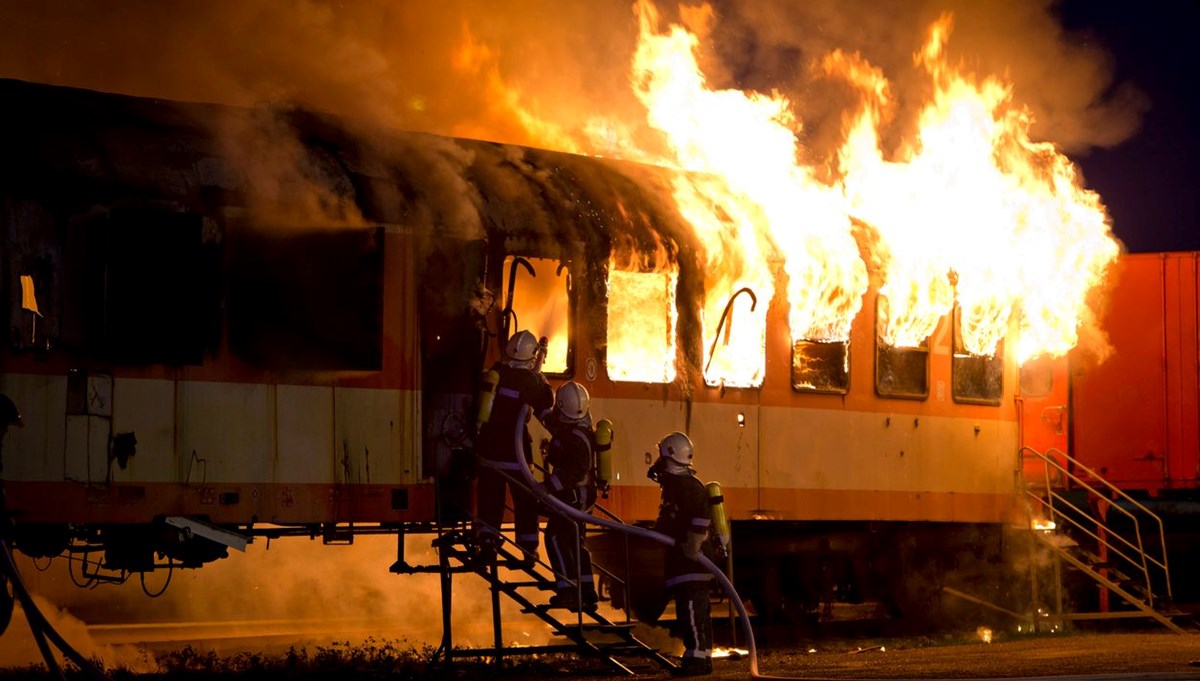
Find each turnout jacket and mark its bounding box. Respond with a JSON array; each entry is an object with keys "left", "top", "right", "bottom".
[
  {"left": 543, "top": 414, "right": 594, "bottom": 490},
  {"left": 477, "top": 363, "right": 553, "bottom": 466},
  {"left": 655, "top": 469, "right": 714, "bottom": 590}
]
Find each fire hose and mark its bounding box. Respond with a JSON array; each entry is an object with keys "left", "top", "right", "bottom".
[
  {"left": 0, "top": 535, "right": 107, "bottom": 680},
  {"left": 504, "top": 405, "right": 812, "bottom": 680}
]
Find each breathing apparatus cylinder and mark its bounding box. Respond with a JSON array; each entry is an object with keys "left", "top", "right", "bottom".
[
  {"left": 706, "top": 480, "right": 731, "bottom": 552},
  {"left": 594, "top": 418, "right": 613, "bottom": 496},
  {"left": 476, "top": 369, "right": 500, "bottom": 432}
]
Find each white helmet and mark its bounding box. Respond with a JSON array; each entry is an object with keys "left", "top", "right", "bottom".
[
  {"left": 657, "top": 431, "right": 694, "bottom": 466},
  {"left": 554, "top": 381, "right": 590, "bottom": 422},
  {"left": 505, "top": 330, "right": 539, "bottom": 366}
]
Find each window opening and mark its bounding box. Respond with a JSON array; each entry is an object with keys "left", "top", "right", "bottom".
[
  {"left": 1019, "top": 354, "right": 1053, "bottom": 398},
  {"left": 87, "top": 209, "right": 221, "bottom": 365},
  {"left": 229, "top": 225, "right": 382, "bottom": 370},
  {"left": 703, "top": 286, "right": 766, "bottom": 388},
  {"left": 951, "top": 306, "right": 1003, "bottom": 405},
  {"left": 792, "top": 339, "right": 850, "bottom": 393},
  {"left": 875, "top": 295, "right": 931, "bottom": 399},
  {"left": 501, "top": 255, "right": 570, "bottom": 375},
  {"left": 606, "top": 259, "right": 678, "bottom": 384}
]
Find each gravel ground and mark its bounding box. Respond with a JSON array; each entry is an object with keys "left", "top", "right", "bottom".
[
  {"left": 447, "top": 631, "right": 1200, "bottom": 681},
  {"left": 5, "top": 615, "right": 1200, "bottom": 680},
  {"left": 732, "top": 632, "right": 1200, "bottom": 679}
]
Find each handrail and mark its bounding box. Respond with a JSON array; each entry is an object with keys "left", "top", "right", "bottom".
[
  {"left": 1019, "top": 446, "right": 1173, "bottom": 604},
  {"left": 528, "top": 460, "right": 635, "bottom": 620}
]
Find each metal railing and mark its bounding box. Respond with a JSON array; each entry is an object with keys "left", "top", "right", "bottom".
[{"left": 1019, "top": 446, "right": 1173, "bottom": 606}]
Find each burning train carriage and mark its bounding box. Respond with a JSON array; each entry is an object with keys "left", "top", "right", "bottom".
[{"left": 2, "top": 78, "right": 1032, "bottom": 624}]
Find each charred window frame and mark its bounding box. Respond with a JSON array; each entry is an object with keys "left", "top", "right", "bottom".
[
  {"left": 84, "top": 208, "right": 221, "bottom": 365},
  {"left": 1019, "top": 354, "right": 1054, "bottom": 398},
  {"left": 229, "top": 226, "right": 383, "bottom": 370},
  {"left": 501, "top": 255, "right": 572, "bottom": 377},
  {"left": 792, "top": 339, "right": 850, "bottom": 394},
  {"left": 874, "top": 297, "right": 931, "bottom": 400},
  {"left": 951, "top": 307, "right": 1004, "bottom": 405}
]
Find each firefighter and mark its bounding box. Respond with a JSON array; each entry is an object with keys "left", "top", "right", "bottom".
[
  {"left": 650, "top": 431, "right": 714, "bottom": 677},
  {"left": 475, "top": 330, "right": 554, "bottom": 564},
  {"left": 540, "top": 381, "right": 599, "bottom": 611}
]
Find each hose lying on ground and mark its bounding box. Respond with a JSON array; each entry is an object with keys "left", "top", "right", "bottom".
[{"left": 0, "top": 536, "right": 107, "bottom": 681}]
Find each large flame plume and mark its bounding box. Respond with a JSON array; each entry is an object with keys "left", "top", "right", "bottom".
[
  {"left": 588, "top": 2, "right": 1118, "bottom": 383},
  {"left": 619, "top": 1, "right": 870, "bottom": 387},
  {"left": 0, "top": 1, "right": 1126, "bottom": 381},
  {"left": 831, "top": 15, "right": 1118, "bottom": 361}
]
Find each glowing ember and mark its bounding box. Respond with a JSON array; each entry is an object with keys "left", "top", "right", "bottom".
[{"left": 1031, "top": 517, "right": 1057, "bottom": 532}]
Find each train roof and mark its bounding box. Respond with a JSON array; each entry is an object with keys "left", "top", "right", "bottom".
[{"left": 0, "top": 77, "right": 697, "bottom": 268}]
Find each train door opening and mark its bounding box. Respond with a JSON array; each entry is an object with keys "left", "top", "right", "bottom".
[{"left": 499, "top": 255, "right": 572, "bottom": 377}]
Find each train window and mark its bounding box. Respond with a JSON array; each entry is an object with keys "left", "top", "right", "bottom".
[
  {"left": 1019, "top": 354, "right": 1053, "bottom": 398},
  {"left": 606, "top": 262, "right": 677, "bottom": 383},
  {"left": 951, "top": 307, "right": 1004, "bottom": 405},
  {"left": 703, "top": 286, "right": 766, "bottom": 388},
  {"left": 501, "top": 255, "right": 570, "bottom": 376},
  {"left": 84, "top": 208, "right": 220, "bottom": 365},
  {"left": 792, "top": 339, "right": 850, "bottom": 393},
  {"left": 229, "top": 226, "right": 383, "bottom": 370},
  {"left": 874, "top": 297, "right": 930, "bottom": 399}
]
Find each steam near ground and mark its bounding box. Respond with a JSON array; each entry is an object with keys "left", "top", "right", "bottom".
[{"left": 1, "top": 534, "right": 667, "bottom": 671}]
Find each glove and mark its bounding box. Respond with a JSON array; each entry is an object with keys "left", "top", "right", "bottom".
[
  {"left": 713, "top": 537, "right": 730, "bottom": 562},
  {"left": 682, "top": 532, "right": 704, "bottom": 561}
]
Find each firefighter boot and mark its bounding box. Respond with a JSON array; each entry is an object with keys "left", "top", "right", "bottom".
[{"left": 671, "top": 657, "right": 712, "bottom": 677}]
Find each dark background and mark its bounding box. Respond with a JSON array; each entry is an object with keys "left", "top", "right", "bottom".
[{"left": 1058, "top": 0, "right": 1200, "bottom": 253}]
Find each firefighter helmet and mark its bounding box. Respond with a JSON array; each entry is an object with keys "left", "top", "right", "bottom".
[
  {"left": 554, "top": 381, "right": 590, "bottom": 422},
  {"left": 505, "top": 330, "right": 539, "bottom": 364},
  {"left": 657, "top": 431, "right": 693, "bottom": 466},
  {"left": 0, "top": 394, "right": 22, "bottom": 428}
]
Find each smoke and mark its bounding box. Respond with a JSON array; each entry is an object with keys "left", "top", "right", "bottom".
[
  {"left": 0, "top": 593, "right": 155, "bottom": 672},
  {"left": 2, "top": 534, "right": 555, "bottom": 671},
  {"left": 0, "top": 0, "right": 1146, "bottom": 159},
  {"left": 704, "top": 0, "right": 1147, "bottom": 160}
]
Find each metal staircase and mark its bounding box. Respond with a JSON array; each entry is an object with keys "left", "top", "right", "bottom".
[
  {"left": 1019, "top": 446, "right": 1194, "bottom": 634},
  {"left": 391, "top": 472, "right": 676, "bottom": 675}
]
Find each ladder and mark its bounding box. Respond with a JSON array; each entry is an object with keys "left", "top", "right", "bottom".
[
  {"left": 1019, "top": 446, "right": 1195, "bottom": 634},
  {"left": 391, "top": 476, "right": 678, "bottom": 675},
  {"left": 430, "top": 529, "right": 676, "bottom": 675}
]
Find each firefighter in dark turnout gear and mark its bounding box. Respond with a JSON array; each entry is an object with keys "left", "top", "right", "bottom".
[
  {"left": 651, "top": 431, "right": 714, "bottom": 677},
  {"left": 475, "top": 330, "right": 554, "bottom": 563},
  {"left": 540, "top": 381, "right": 599, "bottom": 611}
]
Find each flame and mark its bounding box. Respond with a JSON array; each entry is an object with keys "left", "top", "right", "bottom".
[
  {"left": 451, "top": 23, "right": 583, "bottom": 152},
  {"left": 624, "top": 0, "right": 867, "bottom": 387},
  {"left": 457, "top": 3, "right": 1118, "bottom": 379},
  {"left": 606, "top": 254, "right": 679, "bottom": 383},
  {"left": 830, "top": 15, "right": 1118, "bottom": 361}
]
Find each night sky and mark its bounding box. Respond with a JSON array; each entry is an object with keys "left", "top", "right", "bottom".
[{"left": 1057, "top": 0, "right": 1200, "bottom": 254}]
